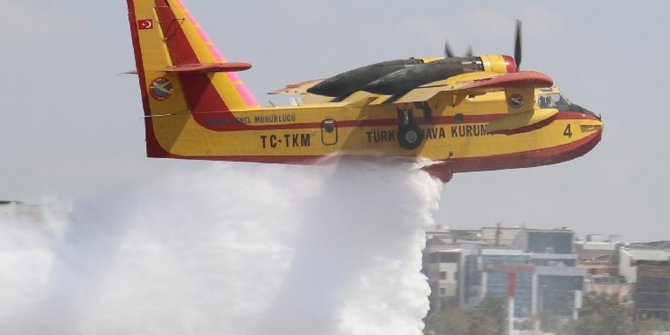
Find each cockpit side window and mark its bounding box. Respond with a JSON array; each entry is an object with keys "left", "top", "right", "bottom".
[{"left": 538, "top": 93, "right": 570, "bottom": 109}]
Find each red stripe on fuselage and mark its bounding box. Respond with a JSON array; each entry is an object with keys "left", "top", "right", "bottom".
[
  {"left": 190, "top": 110, "right": 597, "bottom": 132},
  {"left": 488, "top": 114, "right": 557, "bottom": 135},
  {"left": 191, "top": 112, "right": 509, "bottom": 132}
]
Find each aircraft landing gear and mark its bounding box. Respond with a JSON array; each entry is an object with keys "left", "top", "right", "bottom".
[{"left": 397, "top": 108, "right": 422, "bottom": 150}]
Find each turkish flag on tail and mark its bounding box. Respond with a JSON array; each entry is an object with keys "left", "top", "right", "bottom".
[{"left": 137, "top": 19, "right": 153, "bottom": 30}]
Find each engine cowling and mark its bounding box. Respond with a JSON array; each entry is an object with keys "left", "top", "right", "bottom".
[
  {"left": 307, "top": 58, "right": 425, "bottom": 97},
  {"left": 480, "top": 54, "right": 517, "bottom": 73},
  {"left": 363, "top": 54, "right": 517, "bottom": 96},
  {"left": 308, "top": 54, "right": 518, "bottom": 98},
  {"left": 362, "top": 58, "right": 465, "bottom": 95}
]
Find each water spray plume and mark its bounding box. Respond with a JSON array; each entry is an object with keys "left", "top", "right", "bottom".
[{"left": 0, "top": 159, "right": 442, "bottom": 335}]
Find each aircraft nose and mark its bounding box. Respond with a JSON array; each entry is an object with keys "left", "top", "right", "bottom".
[
  {"left": 578, "top": 109, "right": 603, "bottom": 140},
  {"left": 569, "top": 103, "right": 600, "bottom": 120}
]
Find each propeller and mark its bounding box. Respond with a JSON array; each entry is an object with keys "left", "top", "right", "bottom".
[
  {"left": 445, "top": 19, "right": 521, "bottom": 67},
  {"left": 444, "top": 41, "right": 474, "bottom": 58},
  {"left": 514, "top": 19, "right": 522, "bottom": 69},
  {"left": 444, "top": 41, "right": 455, "bottom": 58},
  {"left": 464, "top": 45, "right": 473, "bottom": 57}
]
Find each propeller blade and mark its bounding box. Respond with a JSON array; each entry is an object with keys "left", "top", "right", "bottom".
[
  {"left": 515, "top": 19, "right": 522, "bottom": 69},
  {"left": 464, "top": 45, "right": 473, "bottom": 57},
  {"left": 444, "top": 40, "right": 455, "bottom": 58}
]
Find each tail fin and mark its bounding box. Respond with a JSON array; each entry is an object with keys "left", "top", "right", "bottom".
[{"left": 127, "top": 0, "right": 258, "bottom": 119}]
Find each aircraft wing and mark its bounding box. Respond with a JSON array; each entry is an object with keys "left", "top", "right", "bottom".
[
  {"left": 453, "top": 71, "right": 553, "bottom": 91},
  {"left": 268, "top": 71, "right": 553, "bottom": 110},
  {"left": 391, "top": 71, "right": 553, "bottom": 104}
]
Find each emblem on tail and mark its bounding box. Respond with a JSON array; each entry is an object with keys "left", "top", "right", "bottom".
[{"left": 148, "top": 77, "right": 174, "bottom": 101}]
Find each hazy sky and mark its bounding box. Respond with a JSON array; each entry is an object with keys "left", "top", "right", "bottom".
[{"left": 1, "top": 0, "right": 668, "bottom": 242}]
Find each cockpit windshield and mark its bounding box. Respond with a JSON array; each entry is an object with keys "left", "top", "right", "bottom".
[{"left": 537, "top": 93, "right": 570, "bottom": 109}]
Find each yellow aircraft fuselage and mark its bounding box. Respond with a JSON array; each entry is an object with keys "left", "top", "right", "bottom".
[{"left": 128, "top": 0, "right": 602, "bottom": 182}]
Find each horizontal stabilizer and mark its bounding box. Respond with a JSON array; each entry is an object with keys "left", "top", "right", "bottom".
[{"left": 163, "top": 62, "right": 252, "bottom": 74}]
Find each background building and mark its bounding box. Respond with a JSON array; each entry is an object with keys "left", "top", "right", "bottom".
[
  {"left": 576, "top": 234, "right": 632, "bottom": 299},
  {"left": 424, "top": 225, "right": 586, "bottom": 326},
  {"left": 479, "top": 249, "right": 535, "bottom": 317},
  {"left": 424, "top": 226, "right": 670, "bottom": 333},
  {"left": 618, "top": 243, "right": 670, "bottom": 321},
  {"left": 424, "top": 228, "right": 485, "bottom": 313},
  {"left": 635, "top": 263, "right": 670, "bottom": 321}
]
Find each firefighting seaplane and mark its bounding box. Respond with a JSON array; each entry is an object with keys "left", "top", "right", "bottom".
[{"left": 126, "top": 0, "right": 602, "bottom": 182}]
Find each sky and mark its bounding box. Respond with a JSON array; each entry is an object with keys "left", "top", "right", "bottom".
[{"left": 0, "top": 0, "right": 669, "bottom": 242}]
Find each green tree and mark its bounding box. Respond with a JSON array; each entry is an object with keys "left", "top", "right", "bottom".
[
  {"left": 539, "top": 311, "right": 564, "bottom": 333},
  {"left": 424, "top": 308, "right": 470, "bottom": 335},
  {"left": 423, "top": 296, "right": 507, "bottom": 335},
  {"left": 468, "top": 310, "right": 500, "bottom": 335},
  {"left": 637, "top": 318, "right": 670, "bottom": 335},
  {"left": 473, "top": 296, "right": 507, "bottom": 335},
  {"left": 561, "top": 292, "right": 632, "bottom": 335}
]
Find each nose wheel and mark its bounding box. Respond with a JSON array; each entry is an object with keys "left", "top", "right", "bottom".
[{"left": 397, "top": 109, "right": 422, "bottom": 150}]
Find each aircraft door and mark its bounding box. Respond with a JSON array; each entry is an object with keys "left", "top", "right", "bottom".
[{"left": 321, "top": 119, "right": 338, "bottom": 145}]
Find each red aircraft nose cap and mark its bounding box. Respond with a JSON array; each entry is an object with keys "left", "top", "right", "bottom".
[{"left": 503, "top": 55, "right": 517, "bottom": 73}]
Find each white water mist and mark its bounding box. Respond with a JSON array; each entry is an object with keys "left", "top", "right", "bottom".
[{"left": 0, "top": 160, "right": 441, "bottom": 335}]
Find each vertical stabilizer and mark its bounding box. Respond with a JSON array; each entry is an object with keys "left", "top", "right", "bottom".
[
  {"left": 127, "top": 0, "right": 259, "bottom": 156},
  {"left": 127, "top": 0, "right": 258, "bottom": 116}
]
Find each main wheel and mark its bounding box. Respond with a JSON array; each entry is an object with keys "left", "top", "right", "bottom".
[{"left": 398, "top": 123, "right": 422, "bottom": 150}]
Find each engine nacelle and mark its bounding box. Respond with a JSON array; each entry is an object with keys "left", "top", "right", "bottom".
[
  {"left": 480, "top": 54, "right": 517, "bottom": 73},
  {"left": 363, "top": 58, "right": 464, "bottom": 95},
  {"left": 363, "top": 55, "right": 517, "bottom": 96},
  {"left": 308, "top": 54, "right": 518, "bottom": 98},
  {"left": 307, "top": 58, "right": 425, "bottom": 97}
]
